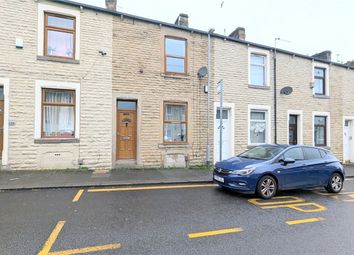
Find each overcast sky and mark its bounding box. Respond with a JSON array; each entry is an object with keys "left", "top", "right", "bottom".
[{"left": 76, "top": 0, "right": 354, "bottom": 63}]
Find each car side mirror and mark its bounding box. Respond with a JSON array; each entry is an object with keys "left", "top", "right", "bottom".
[{"left": 281, "top": 157, "right": 296, "bottom": 165}]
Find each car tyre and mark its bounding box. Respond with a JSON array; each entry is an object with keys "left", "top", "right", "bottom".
[
  {"left": 257, "top": 175, "right": 277, "bottom": 199},
  {"left": 325, "top": 173, "right": 343, "bottom": 193}
]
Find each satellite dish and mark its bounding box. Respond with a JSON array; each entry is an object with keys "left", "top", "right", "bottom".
[
  {"left": 197, "top": 66, "right": 208, "bottom": 78},
  {"left": 280, "top": 86, "right": 293, "bottom": 95}
]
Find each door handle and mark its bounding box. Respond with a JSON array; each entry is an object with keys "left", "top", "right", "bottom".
[{"left": 301, "top": 164, "right": 307, "bottom": 166}]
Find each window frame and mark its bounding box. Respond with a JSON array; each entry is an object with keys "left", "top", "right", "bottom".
[
  {"left": 248, "top": 48, "right": 270, "bottom": 87},
  {"left": 163, "top": 101, "right": 188, "bottom": 144},
  {"left": 314, "top": 67, "right": 326, "bottom": 95},
  {"left": 314, "top": 116, "right": 327, "bottom": 147},
  {"left": 250, "top": 53, "right": 266, "bottom": 86},
  {"left": 44, "top": 12, "right": 76, "bottom": 59},
  {"left": 41, "top": 88, "right": 76, "bottom": 138},
  {"left": 248, "top": 105, "right": 271, "bottom": 146},
  {"left": 164, "top": 36, "right": 187, "bottom": 75}
]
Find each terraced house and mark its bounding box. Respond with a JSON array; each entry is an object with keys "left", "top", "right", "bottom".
[{"left": 0, "top": 0, "right": 353, "bottom": 171}]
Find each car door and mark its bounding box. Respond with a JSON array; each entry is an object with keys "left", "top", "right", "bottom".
[
  {"left": 276, "top": 147, "right": 308, "bottom": 189},
  {"left": 303, "top": 147, "right": 329, "bottom": 186}
]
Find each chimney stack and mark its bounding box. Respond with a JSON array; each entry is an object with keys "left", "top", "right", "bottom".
[
  {"left": 229, "top": 27, "right": 246, "bottom": 40},
  {"left": 312, "top": 50, "right": 332, "bottom": 62},
  {"left": 175, "top": 13, "right": 189, "bottom": 27},
  {"left": 105, "top": 0, "right": 117, "bottom": 11}
]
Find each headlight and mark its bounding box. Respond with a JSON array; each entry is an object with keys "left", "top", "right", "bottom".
[{"left": 230, "top": 167, "right": 256, "bottom": 176}]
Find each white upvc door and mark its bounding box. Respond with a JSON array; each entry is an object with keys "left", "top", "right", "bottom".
[
  {"left": 214, "top": 108, "right": 232, "bottom": 162},
  {"left": 344, "top": 120, "right": 352, "bottom": 162}
]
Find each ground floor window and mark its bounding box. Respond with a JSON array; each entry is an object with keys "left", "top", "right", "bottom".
[
  {"left": 163, "top": 102, "right": 187, "bottom": 143},
  {"left": 249, "top": 110, "right": 267, "bottom": 144},
  {"left": 42, "top": 88, "right": 75, "bottom": 138},
  {"left": 314, "top": 116, "right": 327, "bottom": 146}
]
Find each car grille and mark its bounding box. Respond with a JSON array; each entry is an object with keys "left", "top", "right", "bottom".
[{"left": 214, "top": 167, "right": 232, "bottom": 175}]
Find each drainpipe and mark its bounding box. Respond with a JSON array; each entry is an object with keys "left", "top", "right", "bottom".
[
  {"left": 206, "top": 28, "right": 215, "bottom": 166},
  {"left": 274, "top": 38, "right": 279, "bottom": 145}
]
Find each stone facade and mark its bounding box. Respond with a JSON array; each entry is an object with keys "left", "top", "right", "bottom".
[
  {"left": 0, "top": 0, "right": 113, "bottom": 170},
  {"left": 0, "top": 0, "right": 353, "bottom": 171}
]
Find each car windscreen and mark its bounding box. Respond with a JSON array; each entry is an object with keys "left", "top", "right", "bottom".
[{"left": 238, "top": 146, "right": 285, "bottom": 160}]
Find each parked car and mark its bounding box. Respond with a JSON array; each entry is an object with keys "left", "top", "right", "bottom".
[{"left": 213, "top": 144, "right": 345, "bottom": 199}]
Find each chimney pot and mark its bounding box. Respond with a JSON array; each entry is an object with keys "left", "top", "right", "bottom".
[
  {"left": 105, "top": 0, "right": 117, "bottom": 11},
  {"left": 229, "top": 27, "right": 246, "bottom": 40},
  {"left": 312, "top": 50, "right": 332, "bottom": 62},
  {"left": 175, "top": 13, "right": 189, "bottom": 27}
]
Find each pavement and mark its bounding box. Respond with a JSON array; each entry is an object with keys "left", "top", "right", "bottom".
[
  {"left": 0, "top": 168, "right": 213, "bottom": 190},
  {"left": 0, "top": 165, "right": 353, "bottom": 191}
]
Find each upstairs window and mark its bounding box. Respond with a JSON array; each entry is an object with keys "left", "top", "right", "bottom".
[
  {"left": 314, "top": 67, "right": 326, "bottom": 95},
  {"left": 165, "top": 37, "right": 187, "bottom": 74},
  {"left": 44, "top": 13, "right": 76, "bottom": 59},
  {"left": 250, "top": 53, "right": 266, "bottom": 86},
  {"left": 42, "top": 89, "right": 75, "bottom": 138}
]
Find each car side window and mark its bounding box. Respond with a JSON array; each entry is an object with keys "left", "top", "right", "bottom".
[
  {"left": 303, "top": 148, "right": 322, "bottom": 160},
  {"left": 283, "top": 148, "right": 304, "bottom": 161},
  {"left": 319, "top": 150, "right": 327, "bottom": 158}
]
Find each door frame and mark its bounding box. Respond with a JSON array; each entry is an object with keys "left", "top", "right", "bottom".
[
  {"left": 213, "top": 102, "right": 235, "bottom": 163},
  {"left": 112, "top": 93, "right": 142, "bottom": 167},
  {"left": 287, "top": 110, "right": 303, "bottom": 145},
  {"left": 343, "top": 116, "right": 354, "bottom": 163},
  {"left": 0, "top": 78, "right": 9, "bottom": 167}
]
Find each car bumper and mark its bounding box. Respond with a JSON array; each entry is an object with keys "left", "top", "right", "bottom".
[{"left": 213, "top": 172, "right": 257, "bottom": 194}]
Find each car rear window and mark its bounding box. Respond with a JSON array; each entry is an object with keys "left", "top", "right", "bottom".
[{"left": 303, "top": 147, "right": 322, "bottom": 160}]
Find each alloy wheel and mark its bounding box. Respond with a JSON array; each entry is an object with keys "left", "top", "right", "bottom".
[
  {"left": 331, "top": 175, "right": 342, "bottom": 192},
  {"left": 261, "top": 178, "right": 275, "bottom": 197}
]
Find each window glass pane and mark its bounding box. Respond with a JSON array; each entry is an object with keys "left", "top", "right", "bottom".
[
  {"left": 216, "top": 109, "right": 228, "bottom": 119},
  {"left": 166, "top": 57, "right": 185, "bottom": 73},
  {"left": 117, "top": 101, "right": 136, "bottom": 110},
  {"left": 48, "top": 15, "right": 74, "bottom": 29},
  {"left": 315, "top": 116, "right": 326, "bottom": 125},
  {"left": 43, "top": 105, "right": 75, "bottom": 137},
  {"left": 251, "top": 111, "right": 265, "bottom": 120},
  {"left": 44, "top": 90, "right": 74, "bottom": 104},
  {"left": 47, "top": 30, "right": 74, "bottom": 57},
  {"left": 250, "top": 65, "right": 265, "bottom": 85},
  {"left": 164, "top": 123, "right": 186, "bottom": 142},
  {"left": 165, "top": 38, "right": 186, "bottom": 57},
  {"left": 315, "top": 126, "right": 326, "bottom": 145},
  {"left": 303, "top": 148, "right": 322, "bottom": 160},
  {"left": 251, "top": 54, "right": 265, "bottom": 65},
  {"left": 165, "top": 105, "right": 186, "bottom": 121},
  {"left": 314, "top": 68, "right": 324, "bottom": 77},
  {"left": 289, "top": 115, "right": 297, "bottom": 124},
  {"left": 319, "top": 150, "right": 327, "bottom": 158},
  {"left": 314, "top": 79, "right": 324, "bottom": 94},
  {"left": 283, "top": 148, "right": 304, "bottom": 160},
  {"left": 239, "top": 145, "right": 284, "bottom": 160}
]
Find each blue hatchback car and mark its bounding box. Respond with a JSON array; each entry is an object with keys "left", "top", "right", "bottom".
[{"left": 213, "top": 144, "right": 345, "bottom": 199}]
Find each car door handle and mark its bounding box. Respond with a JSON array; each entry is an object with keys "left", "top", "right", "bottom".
[{"left": 302, "top": 164, "right": 307, "bottom": 166}]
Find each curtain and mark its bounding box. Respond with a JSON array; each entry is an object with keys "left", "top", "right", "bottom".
[{"left": 43, "top": 90, "right": 75, "bottom": 137}]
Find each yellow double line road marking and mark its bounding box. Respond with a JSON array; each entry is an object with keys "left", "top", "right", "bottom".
[
  {"left": 286, "top": 217, "right": 325, "bottom": 225},
  {"left": 88, "top": 184, "right": 216, "bottom": 193},
  {"left": 188, "top": 228, "right": 243, "bottom": 239}
]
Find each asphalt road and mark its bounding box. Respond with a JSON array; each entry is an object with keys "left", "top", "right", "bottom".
[{"left": 1, "top": 179, "right": 354, "bottom": 255}]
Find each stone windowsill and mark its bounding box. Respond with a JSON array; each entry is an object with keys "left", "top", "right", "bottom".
[
  {"left": 248, "top": 84, "right": 271, "bottom": 90},
  {"left": 34, "top": 138, "right": 80, "bottom": 144},
  {"left": 37, "top": 55, "right": 80, "bottom": 64},
  {"left": 161, "top": 73, "right": 191, "bottom": 80},
  {"left": 158, "top": 143, "right": 191, "bottom": 149},
  {"left": 313, "top": 94, "right": 330, "bottom": 99}
]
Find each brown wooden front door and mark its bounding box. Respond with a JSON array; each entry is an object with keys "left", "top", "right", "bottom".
[
  {"left": 116, "top": 101, "right": 137, "bottom": 160},
  {"left": 289, "top": 115, "right": 298, "bottom": 145}
]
